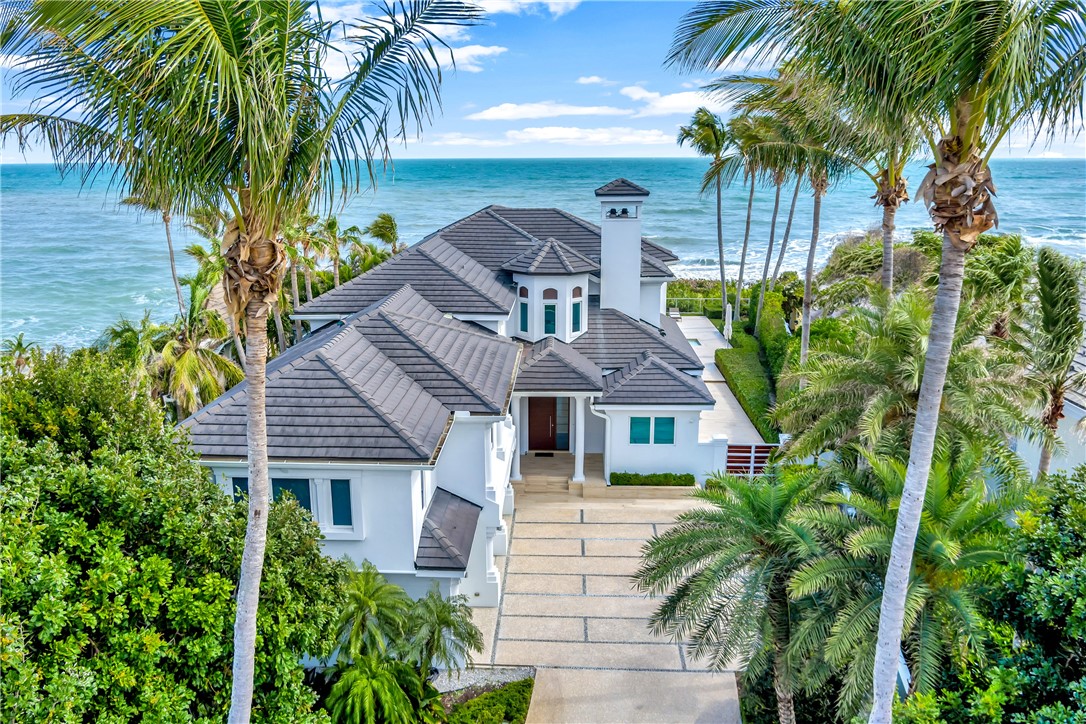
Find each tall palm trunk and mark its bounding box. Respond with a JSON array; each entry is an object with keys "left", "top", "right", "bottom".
[
  {"left": 756, "top": 174, "right": 784, "bottom": 331},
  {"left": 290, "top": 260, "right": 302, "bottom": 340},
  {"left": 773, "top": 650, "right": 796, "bottom": 724},
  {"left": 715, "top": 175, "right": 727, "bottom": 328},
  {"left": 304, "top": 263, "right": 314, "bottom": 302},
  {"left": 871, "top": 132, "right": 996, "bottom": 724},
  {"left": 162, "top": 211, "right": 186, "bottom": 318},
  {"left": 799, "top": 177, "right": 825, "bottom": 366},
  {"left": 734, "top": 175, "right": 755, "bottom": 324},
  {"left": 273, "top": 301, "right": 288, "bottom": 353},
  {"left": 880, "top": 205, "right": 897, "bottom": 292},
  {"left": 870, "top": 235, "right": 966, "bottom": 720},
  {"left": 1036, "top": 390, "right": 1063, "bottom": 479},
  {"left": 771, "top": 176, "right": 802, "bottom": 290},
  {"left": 771, "top": 586, "right": 796, "bottom": 724},
  {"left": 332, "top": 244, "right": 341, "bottom": 288}
]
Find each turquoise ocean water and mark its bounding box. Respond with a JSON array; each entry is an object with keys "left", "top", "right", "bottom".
[{"left": 1, "top": 157, "right": 1083, "bottom": 348}]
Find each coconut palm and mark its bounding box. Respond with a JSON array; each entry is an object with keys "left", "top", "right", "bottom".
[
  {"left": 364, "top": 212, "right": 405, "bottom": 254},
  {"left": 339, "top": 561, "right": 414, "bottom": 660},
  {"left": 635, "top": 467, "right": 822, "bottom": 724},
  {"left": 671, "top": 5, "right": 1085, "bottom": 712},
  {"left": 1022, "top": 248, "right": 1085, "bottom": 479},
  {"left": 95, "top": 312, "right": 169, "bottom": 387},
  {"left": 788, "top": 450, "right": 1022, "bottom": 718},
  {"left": 121, "top": 193, "right": 186, "bottom": 317},
  {"left": 406, "top": 585, "right": 483, "bottom": 674},
  {"left": 2, "top": 2, "right": 482, "bottom": 717},
  {"left": 773, "top": 286, "right": 1042, "bottom": 480},
  {"left": 770, "top": 173, "right": 802, "bottom": 290},
  {"left": 678, "top": 107, "right": 734, "bottom": 323},
  {"left": 157, "top": 283, "right": 244, "bottom": 419},
  {"left": 347, "top": 240, "right": 392, "bottom": 280},
  {"left": 726, "top": 113, "right": 773, "bottom": 325},
  {"left": 316, "top": 215, "right": 366, "bottom": 288}
]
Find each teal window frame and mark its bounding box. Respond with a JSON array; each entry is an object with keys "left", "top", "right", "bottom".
[
  {"left": 272, "top": 478, "right": 312, "bottom": 512},
  {"left": 653, "top": 417, "right": 675, "bottom": 445},
  {"left": 544, "top": 304, "right": 556, "bottom": 335},
  {"left": 630, "top": 417, "right": 651, "bottom": 445},
  {"left": 330, "top": 479, "right": 353, "bottom": 526},
  {"left": 572, "top": 301, "right": 582, "bottom": 333},
  {"left": 519, "top": 301, "right": 528, "bottom": 332}
]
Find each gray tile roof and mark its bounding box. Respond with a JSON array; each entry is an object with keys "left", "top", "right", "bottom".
[
  {"left": 416, "top": 487, "right": 482, "bottom": 571},
  {"left": 571, "top": 300, "right": 704, "bottom": 371},
  {"left": 502, "top": 237, "right": 600, "bottom": 275},
  {"left": 181, "top": 286, "right": 519, "bottom": 462},
  {"left": 595, "top": 178, "right": 650, "bottom": 197},
  {"left": 294, "top": 236, "right": 515, "bottom": 317},
  {"left": 516, "top": 337, "right": 604, "bottom": 392},
  {"left": 600, "top": 352, "right": 715, "bottom": 406}
]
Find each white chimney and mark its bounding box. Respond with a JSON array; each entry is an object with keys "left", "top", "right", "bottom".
[{"left": 596, "top": 178, "right": 649, "bottom": 320}]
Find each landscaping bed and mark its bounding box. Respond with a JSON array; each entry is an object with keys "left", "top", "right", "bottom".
[
  {"left": 610, "top": 471, "right": 696, "bottom": 486},
  {"left": 442, "top": 676, "right": 535, "bottom": 724}
]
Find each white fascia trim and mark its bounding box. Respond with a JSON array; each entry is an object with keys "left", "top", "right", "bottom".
[
  {"left": 453, "top": 312, "right": 512, "bottom": 323},
  {"left": 292, "top": 313, "right": 343, "bottom": 325},
  {"left": 200, "top": 459, "right": 435, "bottom": 472},
  {"left": 511, "top": 391, "right": 602, "bottom": 398},
  {"left": 641, "top": 276, "right": 676, "bottom": 283},
  {"left": 414, "top": 569, "right": 465, "bottom": 579},
  {"left": 593, "top": 404, "right": 715, "bottom": 412}
]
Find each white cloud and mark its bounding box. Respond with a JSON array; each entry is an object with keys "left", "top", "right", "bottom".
[
  {"left": 477, "top": 0, "right": 580, "bottom": 17},
  {"left": 620, "top": 85, "right": 728, "bottom": 117},
  {"left": 576, "top": 75, "right": 616, "bottom": 86},
  {"left": 467, "top": 101, "right": 632, "bottom": 120},
  {"left": 505, "top": 126, "right": 673, "bottom": 146},
  {"left": 1037, "top": 150, "right": 1065, "bottom": 159},
  {"left": 441, "top": 44, "right": 508, "bottom": 73},
  {"left": 429, "top": 132, "right": 515, "bottom": 147}
]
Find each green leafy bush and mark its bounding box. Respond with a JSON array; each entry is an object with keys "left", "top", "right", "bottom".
[
  {"left": 447, "top": 678, "right": 534, "bottom": 724},
  {"left": 610, "top": 472, "right": 696, "bottom": 486},
  {"left": 1, "top": 349, "right": 346, "bottom": 722},
  {"left": 756, "top": 291, "right": 790, "bottom": 380},
  {"left": 714, "top": 333, "right": 779, "bottom": 443}
]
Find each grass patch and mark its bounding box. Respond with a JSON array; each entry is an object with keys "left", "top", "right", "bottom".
[
  {"left": 715, "top": 331, "right": 779, "bottom": 443},
  {"left": 610, "top": 472, "right": 696, "bottom": 486},
  {"left": 446, "top": 678, "right": 534, "bottom": 724}
]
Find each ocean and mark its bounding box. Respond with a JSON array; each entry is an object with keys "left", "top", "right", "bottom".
[{"left": 1, "top": 157, "right": 1084, "bottom": 348}]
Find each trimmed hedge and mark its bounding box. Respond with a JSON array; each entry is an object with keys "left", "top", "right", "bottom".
[
  {"left": 610, "top": 471, "right": 696, "bottom": 486},
  {"left": 715, "top": 332, "right": 779, "bottom": 443},
  {"left": 447, "top": 678, "right": 534, "bottom": 724},
  {"left": 756, "top": 291, "right": 790, "bottom": 380}
]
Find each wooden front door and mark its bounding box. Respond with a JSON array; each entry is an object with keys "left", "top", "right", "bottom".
[{"left": 528, "top": 397, "right": 557, "bottom": 450}]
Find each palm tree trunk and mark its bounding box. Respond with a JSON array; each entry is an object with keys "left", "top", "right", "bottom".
[
  {"left": 756, "top": 178, "right": 783, "bottom": 332},
  {"left": 290, "top": 261, "right": 302, "bottom": 340},
  {"left": 771, "top": 176, "right": 802, "bottom": 290},
  {"left": 273, "top": 301, "right": 288, "bottom": 353},
  {"left": 303, "top": 248, "right": 314, "bottom": 301},
  {"left": 233, "top": 330, "right": 247, "bottom": 373},
  {"left": 230, "top": 299, "right": 272, "bottom": 724},
  {"left": 734, "top": 176, "right": 755, "bottom": 324},
  {"left": 869, "top": 233, "right": 968, "bottom": 724},
  {"left": 800, "top": 187, "right": 823, "bottom": 366},
  {"left": 716, "top": 175, "right": 727, "bottom": 330},
  {"left": 881, "top": 204, "right": 897, "bottom": 292},
  {"left": 162, "top": 212, "right": 186, "bottom": 318},
  {"left": 1036, "top": 393, "right": 1062, "bottom": 480},
  {"left": 332, "top": 245, "right": 341, "bottom": 288},
  {"left": 773, "top": 649, "right": 797, "bottom": 724}
]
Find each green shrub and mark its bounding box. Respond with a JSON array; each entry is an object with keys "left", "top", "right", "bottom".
[
  {"left": 714, "top": 332, "right": 779, "bottom": 443},
  {"left": 756, "top": 291, "right": 790, "bottom": 380},
  {"left": 610, "top": 471, "right": 697, "bottom": 486},
  {"left": 0, "top": 349, "right": 346, "bottom": 722},
  {"left": 447, "top": 678, "right": 535, "bottom": 724}
]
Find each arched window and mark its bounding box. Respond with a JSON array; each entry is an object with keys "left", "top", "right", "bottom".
[
  {"left": 572, "top": 286, "right": 583, "bottom": 299},
  {"left": 572, "top": 287, "right": 583, "bottom": 334},
  {"left": 519, "top": 286, "right": 528, "bottom": 298},
  {"left": 543, "top": 288, "right": 558, "bottom": 300}
]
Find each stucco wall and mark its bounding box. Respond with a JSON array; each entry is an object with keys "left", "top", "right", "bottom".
[{"left": 595, "top": 406, "right": 717, "bottom": 481}]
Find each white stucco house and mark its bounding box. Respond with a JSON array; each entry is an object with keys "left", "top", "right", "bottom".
[{"left": 182, "top": 179, "right": 735, "bottom": 607}]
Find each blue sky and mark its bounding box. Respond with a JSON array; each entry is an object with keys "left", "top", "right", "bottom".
[{"left": 2, "top": 0, "right": 1083, "bottom": 161}]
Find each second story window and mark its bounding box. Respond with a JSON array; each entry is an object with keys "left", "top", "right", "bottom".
[
  {"left": 519, "top": 287, "right": 529, "bottom": 333},
  {"left": 543, "top": 288, "right": 558, "bottom": 335},
  {"left": 572, "top": 286, "right": 583, "bottom": 333}
]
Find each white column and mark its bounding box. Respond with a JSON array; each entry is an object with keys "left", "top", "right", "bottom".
[
  {"left": 510, "top": 397, "right": 522, "bottom": 480},
  {"left": 573, "top": 395, "right": 585, "bottom": 482}
]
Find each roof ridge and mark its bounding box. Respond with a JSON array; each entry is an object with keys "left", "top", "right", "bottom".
[
  {"left": 417, "top": 238, "right": 510, "bottom": 308},
  {"left": 379, "top": 309, "right": 499, "bottom": 412},
  {"left": 640, "top": 352, "right": 711, "bottom": 394},
  {"left": 485, "top": 208, "right": 541, "bottom": 243},
  {"left": 604, "top": 307, "right": 699, "bottom": 366},
  {"left": 537, "top": 339, "right": 605, "bottom": 389},
  {"left": 316, "top": 350, "right": 439, "bottom": 458},
  {"left": 423, "top": 519, "right": 467, "bottom": 568}
]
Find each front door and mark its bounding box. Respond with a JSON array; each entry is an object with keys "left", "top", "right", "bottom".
[{"left": 528, "top": 397, "right": 557, "bottom": 450}]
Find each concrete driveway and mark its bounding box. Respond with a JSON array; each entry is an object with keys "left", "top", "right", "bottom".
[{"left": 474, "top": 491, "right": 741, "bottom": 723}]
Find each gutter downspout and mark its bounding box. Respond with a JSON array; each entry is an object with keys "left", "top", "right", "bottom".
[{"left": 587, "top": 399, "right": 611, "bottom": 484}]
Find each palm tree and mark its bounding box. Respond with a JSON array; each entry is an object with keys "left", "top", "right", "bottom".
[
  {"left": 406, "top": 585, "right": 483, "bottom": 674},
  {"left": 770, "top": 172, "right": 803, "bottom": 290},
  {"left": 678, "top": 107, "right": 734, "bottom": 324},
  {"left": 364, "top": 212, "right": 405, "bottom": 254},
  {"left": 121, "top": 193, "right": 186, "bottom": 318},
  {"left": 346, "top": 240, "right": 392, "bottom": 281},
  {"left": 727, "top": 113, "right": 770, "bottom": 326},
  {"left": 965, "top": 234, "right": 1036, "bottom": 340},
  {"left": 788, "top": 450, "right": 1021, "bottom": 718},
  {"left": 1024, "top": 248, "right": 1085, "bottom": 479},
  {"left": 773, "top": 287, "right": 1042, "bottom": 479},
  {"left": 2, "top": 3, "right": 482, "bottom": 718},
  {"left": 1, "top": 333, "right": 38, "bottom": 373},
  {"left": 96, "top": 312, "right": 169, "bottom": 387},
  {"left": 326, "top": 655, "right": 436, "bottom": 724},
  {"left": 670, "top": 7, "right": 1084, "bottom": 710},
  {"left": 316, "top": 215, "right": 365, "bottom": 288},
  {"left": 635, "top": 467, "right": 822, "bottom": 724},
  {"left": 158, "top": 283, "right": 244, "bottom": 419},
  {"left": 339, "top": 561, "right": 414, "bottom": 660}
]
